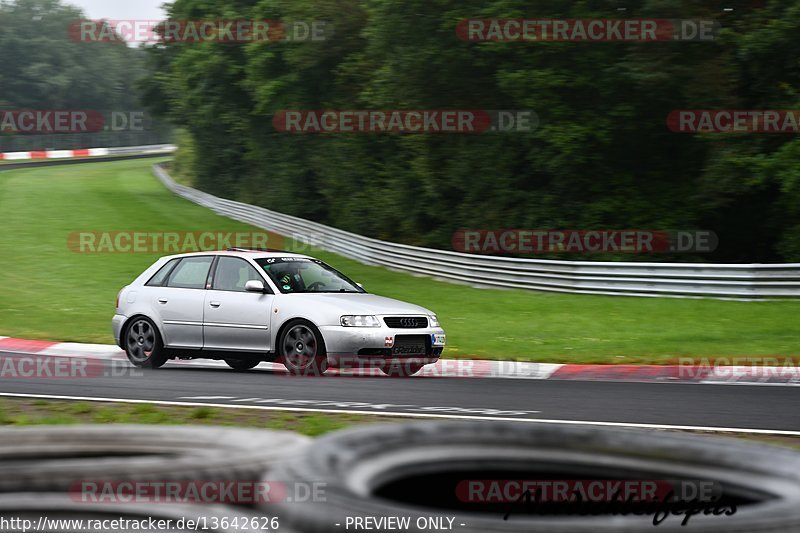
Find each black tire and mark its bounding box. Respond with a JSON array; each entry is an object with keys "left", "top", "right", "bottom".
[
  {"left": 0, "top": 494, "right": 277, "bottom": 532},
  {"left": 225, "top": 359, "right": 261, "bottom": 371},
  {"left": 380, "top": 362, "right": 424, "bottom": 377},
  {"left": 263, "top": 421, "right": 800, "bottom": 532},
  {"left": 279, "top": 319, "right": 328, "bottom": 376},
  {"left": 124, "top": 317, "right": 168, "bottom": 369},
  {"left": 0, "top": 425, "right": 310, "bottom": 494}
]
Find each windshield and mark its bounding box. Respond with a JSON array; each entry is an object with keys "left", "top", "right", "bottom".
[{"left": 255, "top": 257, "right": 365, "bottom": 294}]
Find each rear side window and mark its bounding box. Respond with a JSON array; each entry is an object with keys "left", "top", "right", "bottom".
[
  {"left": 165, "top": 256, "right": 214, "bottom": 290},
  {"left": 145, "top": 259, "right": 179, "bottom": 287}
]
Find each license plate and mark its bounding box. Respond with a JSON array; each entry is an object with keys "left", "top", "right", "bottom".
[
  {"left": 392, "top": 344, "right": 425, "bottom": 356},
  {"left": 431, "top": 334, "right": 446, "bottom": 346}
]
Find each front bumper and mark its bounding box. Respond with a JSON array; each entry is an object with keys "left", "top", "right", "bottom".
[{"left": 319, "top": 325, "right": 446, "bottom": 367}]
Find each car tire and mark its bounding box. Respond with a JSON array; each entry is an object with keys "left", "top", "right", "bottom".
[
  {"left": 225, "top": 359, "right": 261, "bottom": 371},
  {"left": 263, "top": 421, "right": 800, "bottom": 532},
  {"left": 124, "top": 317, "right": 168, "bottom": 369},
  {"left": 0, "top": 425, "right": 311, "bottom": 494},
  {"left": 380, "top": 362, "right": 424, "bottom": 377},
  {"left": 279, "top": 319, "right": 329, "bottom": 376}
]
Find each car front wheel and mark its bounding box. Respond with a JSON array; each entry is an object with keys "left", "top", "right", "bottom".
[{"left": 280, "top": 320, "right": 329, "bottom": 376}]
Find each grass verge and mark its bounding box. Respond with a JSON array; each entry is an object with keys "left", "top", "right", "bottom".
[
  {"left": 0, "top": 398, "right": 797, "bottom": 448},
  {"left": 0, "top": 158, "right": 798, "bottom": 363},
  {"left": 0, "top": 398, "right": 401, "bottom": 437}
]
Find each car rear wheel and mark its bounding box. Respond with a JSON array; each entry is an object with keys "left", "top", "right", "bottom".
[
  {"left": 280, "top": 320, "right": 328, "bottom": 376},
  {"left": 124, "top": 317, "right": 168, "bottom": 369},
  {"left": 225, "top": 359, "right": 260, "bottom": 371},
  {"left": 380, "top": 362, "right": 424, "bottom": 377}
]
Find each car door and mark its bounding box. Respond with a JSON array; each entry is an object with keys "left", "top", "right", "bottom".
[
  {"left": 150, "top": 255, "right": 213, "bottom": 349},
  {"left": 203, "top": 256, "right": 274, "bottom": 352}
]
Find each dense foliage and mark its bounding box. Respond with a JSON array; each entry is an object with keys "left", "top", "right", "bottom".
[
  {"left": 141, "top": 0, "right": 800, "bottom": 262},
  {"left": 0, "top": 0, "right": 170, "bottom": 149}
]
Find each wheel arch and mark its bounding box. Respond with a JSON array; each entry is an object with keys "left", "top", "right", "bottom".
[
  {"left": 275, "top": 317, "right": 328, "bottom": 357},
  {"left": 120, "top": 313, "right": 167, "bottom": 347}
]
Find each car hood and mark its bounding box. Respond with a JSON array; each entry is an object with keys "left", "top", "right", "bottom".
[{"left": 288, "top": 293, "right": 433, "bottom": 316}]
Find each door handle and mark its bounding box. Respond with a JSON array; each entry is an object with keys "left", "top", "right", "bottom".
[
  {"left": 209, "top": 302, "right": 221, "bottom": 308},
  {"left": 158, "top": 299, "right": 168, "bottom": 304}
]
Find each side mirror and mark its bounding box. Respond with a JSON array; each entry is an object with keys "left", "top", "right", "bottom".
[
  {"left": 356, "top": 283, "right": 364, "bottom": 288},
  {"left": 245, "top": 280, "right": 266, "bottom": 293}
]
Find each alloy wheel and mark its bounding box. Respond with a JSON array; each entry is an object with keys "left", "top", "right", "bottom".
[{"left": 126, "top": 319, "right": 156, "bottom": 364}]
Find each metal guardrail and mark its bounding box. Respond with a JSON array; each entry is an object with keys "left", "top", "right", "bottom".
[
  {"left": 0, "top": 145, "right": 176, "bottom": 171},
  {"left": 153, "top": 164, "right": 800, "bottom": 299},
  {"left": 103, "top": 144, "right": 176, "bottom": 155}
]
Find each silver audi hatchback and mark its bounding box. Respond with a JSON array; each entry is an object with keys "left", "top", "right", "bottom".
[{"left": 112, "top": 249, "right": 446, "bottom": 376}]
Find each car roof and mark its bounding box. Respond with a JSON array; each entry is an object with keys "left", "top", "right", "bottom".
[{"left": 161, "top": 249, "right": 313, "bottom": 261}]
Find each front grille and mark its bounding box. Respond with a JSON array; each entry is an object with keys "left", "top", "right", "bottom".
[{"left": 384, "top": 316, "right": 428, "bottom": 328}]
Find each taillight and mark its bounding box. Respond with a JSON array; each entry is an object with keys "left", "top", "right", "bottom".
[{"left": 116, "top": 289, "right": 123, "bottom": 309}]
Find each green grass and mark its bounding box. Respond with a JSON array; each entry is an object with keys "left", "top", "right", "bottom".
[
  {"left": 0, "top": 398, "right": 393, "bottom": 436},
  {"left": 0, "top": 158, "right": 799, "bottom": 363}
]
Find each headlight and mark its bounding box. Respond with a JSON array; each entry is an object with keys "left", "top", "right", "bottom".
[
  {"left": 428, "top": 315, "right": 440, "bottom": 327},
  {"left": 340, "top": 315, "right": 381, "bottom": 327}
]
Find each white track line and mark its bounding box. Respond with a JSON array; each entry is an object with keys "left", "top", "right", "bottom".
[{"left": 0, "top": 392, "right": 797, "bottom": 436}]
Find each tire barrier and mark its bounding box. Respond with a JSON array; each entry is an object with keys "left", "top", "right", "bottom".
[
  {"left": 0, "top": 425, "right": 310, "bottom": 494},
  {"left": 264, "top": 421, "right": 800, "bottom": 532},
  {"left": 0, "top": 493, "right": 277, "bottom": 533}
]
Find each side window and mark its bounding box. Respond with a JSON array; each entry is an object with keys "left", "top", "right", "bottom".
[
  {"left": 145, "top": 259, "right": 179, "bottom": 287},
  {"left": 213, "top": 257, "right": 263, "bottom": 292},
  {"left": 165, "top": 256, "right": 213, "bottom": 289}
]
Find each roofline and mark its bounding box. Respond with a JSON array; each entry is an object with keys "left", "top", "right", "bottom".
[{"left": 159, "top": 249, "right": 313, "bottom": 260}]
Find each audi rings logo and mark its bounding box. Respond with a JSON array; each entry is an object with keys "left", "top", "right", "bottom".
[{"left": 385, "top": 316, "right": 426, "bottom": 328}]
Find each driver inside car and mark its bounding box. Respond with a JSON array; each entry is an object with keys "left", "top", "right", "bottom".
[{"left": 268, "top": 264, "right": 306, "bottom": 292}]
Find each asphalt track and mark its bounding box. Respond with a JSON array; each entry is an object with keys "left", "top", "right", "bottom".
[{"left": 0, "top": 350, "right": 797, "bottom": 435}]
